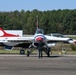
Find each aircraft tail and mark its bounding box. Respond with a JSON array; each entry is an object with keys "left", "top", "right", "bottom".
[
  {"left": 0, "top": 28, "right": 19, "bottom": 37},
  {"left": 36, "top": 15, "right": 39, "bottom": 29}
]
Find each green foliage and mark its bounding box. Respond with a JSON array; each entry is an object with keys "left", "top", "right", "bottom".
[
  {"left": 70, "top": 44, "right": 76, "bottom": 51},
  {"left": 0, "top": 9, "right": 76, "bottom": 34}
]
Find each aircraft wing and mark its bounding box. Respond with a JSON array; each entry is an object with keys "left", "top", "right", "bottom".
[
  {"left": 0, "top": 36, "right": 34, "bottom": 50},
  {"left": 14, "top": 36, "right": 34, "bottom": 47},
  {"left": 45, "top": 35, "right": 72, "bottom": 43}
]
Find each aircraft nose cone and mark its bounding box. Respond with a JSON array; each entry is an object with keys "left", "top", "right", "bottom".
[
  {"left": 69, "top": 39, "right": 76, "bottom": 45},
  {"left": 36, "top": 37, "right": 43, "bottom": 41},
  {"left": 73, "top": 40, "right": 76, "bottom": 44}
]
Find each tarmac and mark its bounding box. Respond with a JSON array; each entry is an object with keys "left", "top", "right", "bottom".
[{"left": 0, "top": 54, "right": 76, "bottom": 75}]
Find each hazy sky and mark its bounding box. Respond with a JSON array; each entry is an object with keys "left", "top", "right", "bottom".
[{"left": 0, "top": 0, "right": 76, "bottom": 11}]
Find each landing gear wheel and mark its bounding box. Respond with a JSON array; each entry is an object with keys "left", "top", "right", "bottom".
[
  {"left": 27, "top": 51, "right": 30, "bottom": 57},
  {"left": 47, "top": 50, "right": 50, "bottom": 57},
  {"left": 47, "top": 48, "right": 50, "bottom": 57},
  {"left": 20, "top": 49, "right": 25, "bottom": 54}
]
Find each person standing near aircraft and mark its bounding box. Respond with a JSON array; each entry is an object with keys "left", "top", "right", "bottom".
[{"left": 38, "top": 41, "right": 43, "bottom": 58}]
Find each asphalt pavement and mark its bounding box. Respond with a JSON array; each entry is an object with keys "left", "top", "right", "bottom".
[{"left": 0, "top": 55, "right": 76, "bottom": 75}]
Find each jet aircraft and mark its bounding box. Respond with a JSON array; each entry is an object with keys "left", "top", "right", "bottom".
[{"left": 0, "top": 27, "right": 76, "bottom": 58}]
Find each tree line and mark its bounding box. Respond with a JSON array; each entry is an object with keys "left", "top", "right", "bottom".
[{"left": 0, "top": 9, "right": 76, "bottom": 35}]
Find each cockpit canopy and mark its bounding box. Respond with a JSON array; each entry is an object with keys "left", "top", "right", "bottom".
[{"left": 35, "top": 28, "right": 44, "bottom": 34}]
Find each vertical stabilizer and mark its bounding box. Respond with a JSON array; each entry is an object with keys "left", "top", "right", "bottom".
[
  {"left": 0, "top": 28, "right": 19, "bottom": 37},
  {"left": 36, "top": 15, "right": 39, "bottom": 29}
]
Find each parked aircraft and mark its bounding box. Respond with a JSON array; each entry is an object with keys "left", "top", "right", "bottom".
[{"left": 0, "top": 27, "right": 76, "bottom": 58}]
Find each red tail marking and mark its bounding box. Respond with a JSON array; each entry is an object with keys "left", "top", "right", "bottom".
[{"left": 0, "top": 28, "right": 19, "bottom": 37}]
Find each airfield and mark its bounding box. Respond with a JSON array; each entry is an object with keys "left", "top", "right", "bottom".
[{"left": 0, "top": 54, "right": 76, "bottom": 75}]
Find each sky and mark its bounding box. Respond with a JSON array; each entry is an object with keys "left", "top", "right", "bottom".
[{"left": 0, "top": 0, "right": 76, "bottom": 12}]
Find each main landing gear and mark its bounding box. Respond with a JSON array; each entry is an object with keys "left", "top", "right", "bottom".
[
  {"left": 27, "top": 51, "right": 30, "bottom": 57},
  {"left": 20, "top": 48, "right": 35, "bottom": 57},
  {"left": 20, "top": 49, "right": 25, "bottom": 54},
  {"left": 43, "top": 47, "right": 51, "bottom": 57},
  {"left": 19, "top": 47, "right": 51, "bottom": 58},
  {"left": 20, "top": 49, "right": 30, "bottom": 57}
]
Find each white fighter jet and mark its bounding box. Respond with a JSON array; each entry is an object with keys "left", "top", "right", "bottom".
[{"left": 0, "top": 27, "right": 75, "bottom": 58}]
